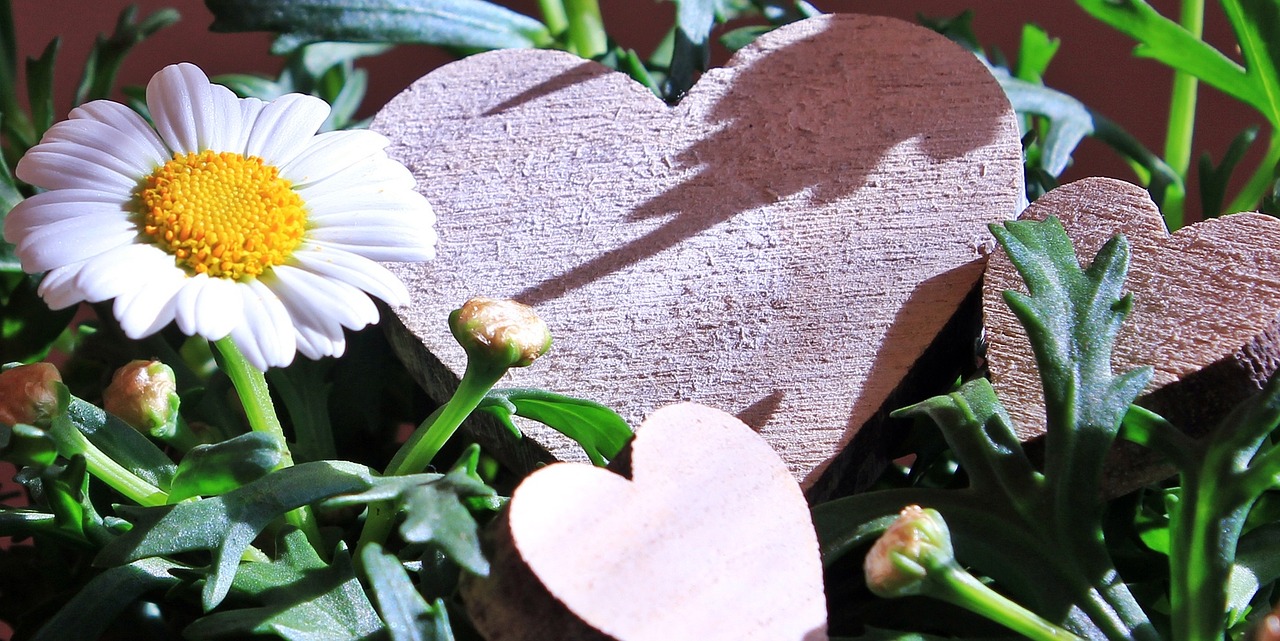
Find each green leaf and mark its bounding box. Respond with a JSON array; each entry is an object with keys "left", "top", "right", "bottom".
[
  {"left": 479, "top": 388, "right": 632, "bottom": 466},
  {"left": 53, "top": 391, "right": 177, "bottom": 490},
  {"left": 891, "top": 379, "right": 1042, "bottom": 506},
  {"left": 267, "top": 359, "right": 335, "bottom": 462},
  {"left": 205, "top": 0, "right": 551, "bottom": 50},
  {"left": 30, "top": 558, "right": 184, "bottom": 641},
  {"left": 990, "top": 218, "right": 1152, "bottom": 504},
  {"left": 1075, "top": 0, "right": 1277, "bottom": 125},
  {"left": 24, "top": 38, "right": 57, "bottom": 143},
  {"left": 95, "top": 460, "right": 379, "bottom": 609},
  {"left": 719, "top": 25, "right": 770, "bottom": 51},
  {"left": 169, "top": 432, "right": 287, "bottom": 503},
  {"left": 1015, "top": 24, "right": 1060, "bottom": 84},
  {"left": 73, "top": 6, "right": 180, "bottom": 105},
  {"left": 398, "top": 465, "right": 495, "bottom": 576},
  {"left": 360, "top": 543, "right": 454, "bottom": 641},
  {"left": 1199, "top": 126, "right": 1259, "bottom": 219},
  {"left": 183, "top": 529, "right": 383, "bottom": 641},
  {"left": 0, "top": 276, "right": 77, "bottom": 363},
  {"left": 0, "top": 422, "right": 57, "bottom": 468}
]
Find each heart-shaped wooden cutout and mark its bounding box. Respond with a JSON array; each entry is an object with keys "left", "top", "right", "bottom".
[
  {"left": 984, "top": 177, "right": 1280, "bottom": 488},
  {"left": 371, "top": 14, "right": 1023, "bottom": 494},
  {"left": 461, "top": 402, "right": 827, "bottom": 640}
]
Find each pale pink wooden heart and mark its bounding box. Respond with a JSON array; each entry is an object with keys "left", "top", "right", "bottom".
[
  {"left": 462, "top": 402, "right": 827, "bottom": 641},
  {"left": 984, "top": 177, "right": 1280, "bottom": 488},
  {"left": 371, "top": 14, "right": 1023, "bottom": 493}
]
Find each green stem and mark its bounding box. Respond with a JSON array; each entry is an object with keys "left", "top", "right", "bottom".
[
  {"left": 1168, "top": 466, "right": 1250, "bottom": 641},
  {"left": 537, "top": 0, "right": 568, "bottom": 38},
  {"left": 932, "top": 562, "right": 1083, "bottom": 641},
  {"left": 1160, "top": 0, "right": 1203, "bottom": 229},
  {"left": 1227, "top": 129, "right": 1280, "bottom": 214},
  {"left": 60, "top": 427, "right": 169, "bottom": 507},
  {"left": 355, "top": 363, "right": 506, "bottom": 559},
  {"left": 212, "top": 337, "right": 325, "bottom": 556},
  {"left": 563, "top": 0, "right": 607, "bottom": 59}
]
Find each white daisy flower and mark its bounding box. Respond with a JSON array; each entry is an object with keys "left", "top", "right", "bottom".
[{"left": 3, "top": 63, "right": 435, "bottom": 371}]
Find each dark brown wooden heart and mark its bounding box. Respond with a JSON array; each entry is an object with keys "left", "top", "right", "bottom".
[
  {"left": 984, "top": 177, "right": 1280, "bottom": 490},
  {"left": 371, "top": 14, "right": 1023, "bottom": 494}
]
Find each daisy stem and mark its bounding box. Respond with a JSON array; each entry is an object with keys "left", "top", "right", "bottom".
[{"left": 213, "top": 337, "right": 326, "bottom": 557}]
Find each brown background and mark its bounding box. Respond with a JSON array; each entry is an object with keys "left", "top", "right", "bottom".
[{"left": 10, "top": 0, "right": 1262, "bottom": 222}]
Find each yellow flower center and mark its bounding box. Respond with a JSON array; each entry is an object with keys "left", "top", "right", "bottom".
[{"left": 137, "top": 150, "right": 306, "bottom": 280}]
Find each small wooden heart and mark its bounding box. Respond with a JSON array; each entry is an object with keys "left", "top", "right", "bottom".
[
  {"left": 371, "top": 14, "right": 1023, "bottom": 494},
  {"left": 983, "top": 177, "right": 1280, "bottom": 489},
  {"left": 461, "top": 402, "right": 828, "bottom": 641}
]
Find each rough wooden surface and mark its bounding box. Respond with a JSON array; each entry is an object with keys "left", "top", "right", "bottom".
[
  {"left": 371, "top": 13, "right": 1023, "bottom": 493},
  {"left": 461, "top": 402, "right": 827, "bottom": 641},
  {"left": 984, "top": 177, "right": 1280, "bottom": 489}
]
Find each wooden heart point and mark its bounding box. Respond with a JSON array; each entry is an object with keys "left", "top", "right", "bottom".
[
  {"left": 462, "top": 402, "right": 828, "bottom": 640},
  {"left": 984, "top": 177, "right": 1280, "bottom": 489},
  {"left": 371, "top": 14, "right": 1023, "bottom": 494}
]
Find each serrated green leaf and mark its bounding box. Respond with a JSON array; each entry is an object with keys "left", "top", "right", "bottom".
[
  {"left": 399, "top": 466, "right": 494, "bottom": 576},
  {"left": 205, "top": 0, "right": 551, "bottom": 50},
  {"left": 990, "top": 217, "right": 1153, "bottom": 513},
  {"left": 184, "top": 529, "right": 383, "bottom": 641},
  {"left": 96, "top": 460, "right": 379, "bottom": 610},
  {"left": 479, "top": 388, "right": 632, "bottom": 466},
  {"left": 73, "top": 6, "right": 180, "bottom": 105},
  {"left": 361, "top": 543, "right": 454, "bottom": 641},
  {"left": 169, "top": 432, "right": 287, "bottom": 503},
  {"left": 30, "top": 558, "right": 184, "bottom": 641}
]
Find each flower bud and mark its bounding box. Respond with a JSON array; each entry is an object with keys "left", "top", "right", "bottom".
[
  {"left": 0, "top": 362, "right": 62, "bottom": 426},
  {"left": 104, "top": 360, "right": 180, "bottom": 439},
  {"left": 450, "top": 297, "right": 552, "bottom": 369},
  {"left": 864, "top": 505, "right": 956, "bottom": 598}
]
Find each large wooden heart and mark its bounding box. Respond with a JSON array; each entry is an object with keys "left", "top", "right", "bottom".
[
  {"left": 461, "top": 402, "right": 827, "bottom": 640},
  {"left": 371, "top": 14, "right": 1023, "bottom": 493},
  {"left": 984, "top": 178, "right": 1280, "bottom": 488}
]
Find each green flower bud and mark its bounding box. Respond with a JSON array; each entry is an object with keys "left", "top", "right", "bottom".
[
  {"left": 449, "top": 297, "right": 552, "bottom": 370},
  {"left": 0, "top": 362, "right": 62, "bottom": 427},
  {"left": 104, "top": 360, "right": 181, "bottom": 439},
  {"left": 864, "top": 505, "right": 956, "bottom": 598}
]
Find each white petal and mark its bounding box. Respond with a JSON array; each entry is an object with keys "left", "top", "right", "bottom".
[
  {"left": 37, "top": 262, "right": 90, "bottom": 309},
  {"left": 113, "top": 270, "right": 185, "bottom": 338},
  {"left": 230, "top": 97, "right": 268, "bottom": 153},
  {"left": 37, "top": 118, "right": 166, "bottom": 175},
  {"left": 294, "top": 160, "right": 416, "bottom": 206},
  {"left": 272, "top": 264, "right": 377, "bottom": 330},
  {"left": 306, "top": 229, "right": 437, "bottom": 263},
  {"left": 16, "top": 147, "right": 139, "bottom": 192},
  {"left": 171, "top": 275, "right": 243, "bottom": 340},
  {"left": 203, "top": 82, "right": 246, "bottom": 152},
  {"left": 73, "top": 243, "right": 171, "bottom": 303},
  {"left": 243, "top": 93, "right": 330, "bottom": 166},
  {"left": 3, "top": 190, "right": 126, "bottom": 245},
  {"left": 146, "top": 63, "right": 215, "bottom": 154},
  {"left": 69, "top": 100, "right": 170, "bottom": 159},
  {"left": 17, "top": 217, "right": 139, "bottom": 272},
  {"left": 231, "top": 279, "right": 296, "bottom": 370},
  {"left": 279, "top": 129, "right": 389, "bottom": 187},
  {"left": 303, "top": 187, "right": 427, "bottom": 220},
  {"left": 291, "top": 247, "right": 410, "bottom": 305}
]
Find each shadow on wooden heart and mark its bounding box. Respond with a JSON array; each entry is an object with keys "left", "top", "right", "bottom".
[
  {"left": 373, "top": 13, "right": 1024, "bottom": 497},
  {"left": 984, "top": 177, "right": 1280, "bottom": 491}
]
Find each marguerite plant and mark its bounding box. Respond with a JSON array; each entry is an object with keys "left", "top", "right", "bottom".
[{"left": 3, "top": 62, "right": 435, "bottom": 371}]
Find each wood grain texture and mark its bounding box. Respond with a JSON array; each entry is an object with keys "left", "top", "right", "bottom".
[
  {"left": 371, "top": 13, "right": 1024, "bottom": 493},
  {"left": 984, "top": 177, "right": 1280, "bottom": 489},
  {"left": 461, "top": 402, "right": 827, "bottom": 641}
]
